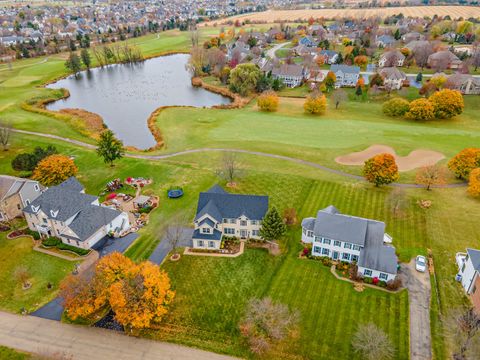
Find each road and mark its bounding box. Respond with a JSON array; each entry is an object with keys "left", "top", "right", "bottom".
[
  {"left": 9, "top": 128, "right": 466, "bottom": 189},
  {"left": 400, "top": 260, "right": 432, "bottom": 360},
  {"left": 265, "top": 42, "right": 290, "bottom": 59},
  {"left": 0, "top": 311, "right": 236, "bottom": 360}
]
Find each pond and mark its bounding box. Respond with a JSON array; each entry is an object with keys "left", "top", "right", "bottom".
[{"left": 46, "top": 54, "right": 231, "bottom": 149}]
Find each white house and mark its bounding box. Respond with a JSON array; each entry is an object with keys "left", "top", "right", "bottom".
[
  {"left": 378, "top": 50, "right": 405, "bottom": 67},
  {"left": 302, "top": 205, "right": 398, "bottom": 282},
  {"left": 23, "top": 177, "right": 130, "bottom": 249},
  {"left": 192, "top": 185, "right": 268, "bottom": 250},
  {"left": 457, "top": 249, "right": 480, "bottom": 295},
  {"left": 271, "top": 64, "right": 305, "bottom": 88},
  {"left": 379, "top": 67, "right": 407, "bottom": 90},
  {"left": 330, "top": 65, "right": 360, "bottom": 87}
]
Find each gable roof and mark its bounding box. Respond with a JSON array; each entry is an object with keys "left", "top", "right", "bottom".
[
  {"left": 358, "top": 221, "right": 397, "bottom": 274},
  {"left": 0, "top": 175, "right": 39, "bottom": 201},
  {"left": 67, "top": 205, "right": 123, "bottom": 242},
  {"left": 467, "top": 248, "right": 480, "bottom": 271},
  {"left": 272, "top": 64, "right": 304, "bottom": 77},
  {"left": 379, "top": 67, "right": 407, "bottom": 80},
  {"left": 331, "top": 64, "right": 360, "bottom": 74},
  {"left": 56, "top": 176, "right": 84, "bottom": 192},
  {"left": 195, "top": 185, "right": 268, "bottom": 223}
]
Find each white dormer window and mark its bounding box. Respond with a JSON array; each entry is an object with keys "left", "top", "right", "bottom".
[
  {"left": 31, "top": 205, "right": 40, "bottom": 213},
  {"left": 34, "top": 184, "right": 40, "bottom": 192},
  {"left": 50, "top": 210, "right": 59, "bottom": 218}
]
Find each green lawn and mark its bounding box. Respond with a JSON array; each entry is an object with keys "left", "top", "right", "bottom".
[
  {"left": 0, "top": 346, "right": 30, "bottom": 360},
  {"left": 0, "top": 234, "right": 75, "bottom": 313}
]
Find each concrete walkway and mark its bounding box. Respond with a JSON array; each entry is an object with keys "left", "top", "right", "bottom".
[
  {"left": 9, "top": 128, "right": 466, "bottom": 189},
  {"left": 0, "top": 311, "right": 236, "bottom": 360}
]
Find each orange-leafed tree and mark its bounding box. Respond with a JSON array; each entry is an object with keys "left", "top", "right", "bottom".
[
  {"left": 109, "top": 261, "right": 175, "bottom": 330},
  {"left": 429, "top": 88, "right": 464, "bottom": 119},
  {"left": 415, "top": 164, "right": 447, "bottom": 190},
  {"left": 96, "top": 251, "right": 135, "bottom": 286},
  {"left": 257, "top": 91, "right": 279, "bottom": 112},
  {"left": 304, "top": 92, "right": 327, "bottom": 115},
  {"left": 354, "top": 55, "right": 368, "bottom": 67},
  {"left": 448, "top": 148, "right": 480, "bottom": 180},
  {"left": 363, "top": 153, "right": 399, "bottom": 187},
  {"left": 468, "top": 168, "right": 480, "bottom": 197},
  {"left": 406, "top": 98, "right": 435, "bottom": 121},
  {"left": 32, "top": 154, "right": 78, "bottom": 186}
]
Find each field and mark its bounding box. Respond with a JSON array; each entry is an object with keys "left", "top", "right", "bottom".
[{"left": 206, "top": 6, "right": 480, "bottom": 25}]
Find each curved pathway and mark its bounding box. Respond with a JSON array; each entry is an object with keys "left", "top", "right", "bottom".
[{"left": 10, "top": 128, "right": 466, "bottom": 189}]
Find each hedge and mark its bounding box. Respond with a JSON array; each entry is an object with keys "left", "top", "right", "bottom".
[{"left": 42, "top": 237, "right": 90, "bottom": 256}]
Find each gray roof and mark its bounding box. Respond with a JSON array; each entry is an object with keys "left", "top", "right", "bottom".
[
  {"left": 272, "top": 64, "right": 304, "bottom": 77},
  {"left": 467, "top": 248, "right": 480, "bottom": 271},
  {"left": 195, "top": 185, "right": 268, "bottom": 223},
  {"left": 192, "top": 228, "right": 222, "bottom": 241},
  {"left": 331, "top": 64, "right": 360, "bottom": 74},
  {"left": 0, "top": 175, "right": 39, "bottom": 201},
  {"left": 67, "top": 205, "right": 122, "bottom": 242},
  {"left": 358, "top": 221, "right": 398, "bottom": 274},
  {"left": 57, "top": 176, "right": 84, "bottom": 192},
  {"left": 301, "top": 217, "right": 315, "bottom": 231}
]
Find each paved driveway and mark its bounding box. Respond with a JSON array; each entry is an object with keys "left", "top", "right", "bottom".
[
  {"left": 0, "top": 311, "right": 236, "bottom": 360},
  {"left": 149, "top": 227, "right": 193, "bottom": 264},
  {"left": 400, "top": 259, "right": 432, "bottom": 360}
]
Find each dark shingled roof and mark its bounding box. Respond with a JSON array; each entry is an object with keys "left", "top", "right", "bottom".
[
  {"left": 358, "top": 221, "right": 398, "bottom": 274},
  {"left": 67, "top": 205, "right": 123, "bottom": 242},
  {"left": 56, "top": 177, "right": 84, "bottom": 192},
  {"left": 467, "top": 248, "right": 480, "bottom": 271},
  {"left": 192, "top": 228, "right": 222, "bottom": 241},
  {"left": 195, "top": 185, "right": 268, "bottom": 223}
]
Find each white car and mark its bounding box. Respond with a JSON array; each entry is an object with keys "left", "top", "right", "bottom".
[{"left": 415, "top": 255, "right": 427, "bottom": 273}]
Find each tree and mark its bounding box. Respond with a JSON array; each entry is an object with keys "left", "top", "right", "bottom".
[
  {"left": 448, "top": 148, "right": 480, "bottom": 180},
  {"left": 331, "top": 88, "right": 347, "bottom": 109},
  {"left": 354, "top": 55, "right": 368, "bottom": 67},
  {"left": 187, "top": 46, "right": 206, "bottom": 76},
  {"left": 165, "top": 218, "right": 186, "bottom": 257},
  {"left": 80, "top": 48, "right": 91, "bottom": 69},
  {"left": 416, "top": 73, "right": 423, "bottom": 83},
  {"left": 0, "top": 119, "right": 12, "bottom": 151},
  {"left": 283, "top": 208, "right": 297, "bottom": 225},
  {"left": 382, "top": 97, "right": 410, "bottom": 117},
  {"left": 369, "top": 73, "right": 384, "bottom": 88},
  {"left": 445, "top": 308, "right": 480, "bottom": 360},
  {"left": 413, "top": 43, "right": 433, "bottom": 69},
  {"left": 429, "top": 89, "right": 464, "bottom": 119},
  {"left": 229, "top": 63, "right": 261, "bottom": 96},
  {"left": 260, "top": 207, "right": 286, "bottom": 241},
  {"left": 468, "top": 168, "right": 480, "bottom": 197},
  {"left": 304, "top": 92, "right": 327, "bottom": 115},
  {"left": 352, "top": 323, "right": 395, "bottom": 360},
  {"left": 355, "top": 84, "right": 363, "bottom": 98},
  {"left": 257, "top": 91, "right": 279, "bottom": 112},
  {"left": 11, "top": 145, "right": 57, "bottom": 172},
  {"left": 14, "top": 266, "right": 31, "bottom": 289},
  {"left": 32, "top": 154, "right": 78, "bottom": 186},
  {"left": 96, "top": 130, "right": 124, "bottom": 167},
  {"left": 217, "top": 152, "right": 240, "bottom": 185},
  {"left": 385, "top": 188, "right": 408, "bottom": 218},
  {"left": 64, "top": 52, "right": 82, "bottom": 77},
  {"left": 239, "top": 298, "right": 299, "bottom": 354},
  {"left": 324, "top": 71, "right": 336, "bottom": 92},
  {"left": 363, "top": 153, "right": 399, "bottom": 187},
  {"left": 415, "top": 164, "right": 447, "bottom": 190},
  {"left": 109, "top": 261, "right": 175, "bottom": 330},
  {"left": 406, "top": 98, "right": 435, "bottom": 121}
]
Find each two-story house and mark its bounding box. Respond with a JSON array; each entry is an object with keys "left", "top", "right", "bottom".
[
  {"left": 271, "top": 64, "right": 305, "bottom": 88},
  {"left": 192, "top": 185, "right": 268, "bottom": 250},
  {"left": 379, "top": 67, "right": 407, "bottom": 90},
  {"left": 301, "top": 205, "right": 398, "bottom": 282},
  {"left": 0, "top": 175, "right": 43, "bottom": 221},
  {"left": 456, "top": 248, "right": 480, "bottom": 312},
  {"left": 330, "top": 65, "right": 360, "bottom": 87},
  {"left": 23, "top": 177, "right": 130, "bottom": 249}
]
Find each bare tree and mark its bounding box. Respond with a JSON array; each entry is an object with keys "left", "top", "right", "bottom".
[
  {"left": 217, "top": 152, "right": 240, "bottom": 186},
  {"left": 0, "top": 119, "right": 12, "bottom": 151},
  {"left": 446, "top": 308, "right": 480, "bottom": 360},
  {"left": 415, "top": 164, "right": 447, "bottom": 190},
  {"left": 239, "top": 298, "right": 300, "bottom": 355},
  {"left": 331, "top": 88, "right": 348, "bottom": 109},
  {"left": 471, "top": 44, "right": 480, "bottom": 71},
  {"left": 164, "top": 216, "right": 186, "bottom": 257},
  {"left": 413, "top": 43, "right": 433, "bottom": 70},
  {"left": 385, "top": 188, "right": 408, "bottom": 218},
  {"left": 352, "top": 323, "right": 395, "bottom": 360},
  {"left": 14, "top": 266, "right": 31, "bottom": 289},
  {"left": 190, "top": 26, "right": 199, "bottom": 47}
]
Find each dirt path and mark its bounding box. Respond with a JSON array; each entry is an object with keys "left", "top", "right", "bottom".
[
  {"left": 9, "top": 128, "right": 466, "bottom": 189},
  {"left": 0, "top": 311, "right": 236, "bottom": 360},
  {"left": 400, "top": 260, "right": 432, "bottom": 360}
]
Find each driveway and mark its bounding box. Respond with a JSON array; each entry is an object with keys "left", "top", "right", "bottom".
[
  {"left": 265, "top": 41, "right": 291, "bottom": 59},
  {"left": 0, "top": 311, "right": 235, "bottom": 360},
  {"left": 400, "top": 259, "right": 432, "bottom": 360},
  {"left": 149, "top": 227, "right": 193, "bottom": 264}
]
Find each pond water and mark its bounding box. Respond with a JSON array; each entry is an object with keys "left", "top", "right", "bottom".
[{"left": 46, "top": 54, "right": 231, "bottom": 149}]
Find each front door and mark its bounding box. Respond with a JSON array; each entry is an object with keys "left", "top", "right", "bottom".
[
  {"left": 240, "top": 230, "right": 248, "bottom": 239},
  {"left": 333, "top": 251, "right": 339, "bottom": 260}
]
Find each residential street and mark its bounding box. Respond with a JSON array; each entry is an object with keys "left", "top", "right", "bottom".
[
  {"left": 401, "top": 260, "right": 432, "bottom": 360},
  {"left": 265, "top": 41, "right": 290, "bottom": 59},
  {"left": 0, "top": 311, "right": 236, "bottom": 360}
]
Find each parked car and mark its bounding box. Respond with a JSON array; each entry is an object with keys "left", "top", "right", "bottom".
[{"left": 415, "top": 255, "right": 427, "bottom": 272}]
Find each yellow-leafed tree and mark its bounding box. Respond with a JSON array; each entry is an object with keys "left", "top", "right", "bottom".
[{"left": 32, "top": 154, "right": 78, "bottom": 186}]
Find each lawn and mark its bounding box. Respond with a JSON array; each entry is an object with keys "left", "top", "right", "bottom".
[
  {"left": 0, "top": 234, "right": 75, "bottom": 313},
  {"left": 0, "top": 346, "right": 29, "bottom": 360}
]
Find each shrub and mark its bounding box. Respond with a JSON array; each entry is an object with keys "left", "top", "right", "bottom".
[
  {"left": 386, "top": 277, "right": 403, "bottom": 290},
  {"left": 229, "top": 63, "right": 261, "bottom": 96},
  {"left": 448, "top": 148, "right": 480, "bottom": 180},
  {"left": 42, "top": 237, "right": 89, "bottom": 256},
  {"left": 406, "top": 98, "right": 435, "bottom": 121},
  {"left": 429, "top": 88, "right": 464, "bottom": 119},
  {"left": 304, "top": 93, "right": 327, "bottom": 115},
  {"left": 42, "top": 237, "right": 61, "bottom": 247},
  {"left": 25, "top": 228, "right": 41, "bottom": 240},
  {"left": 468, "top": 168, "right": 480, "bottom": 197},
  {"left": 382, "top": 98, "right": 410, "bottom": 117},
  {"left": 364, "top": 277, "right": 373, "bottom": 284},
  {"left": 363, "top": 153, "right": 399, "bottom": 187},
  {"left": 378, "top": 280, "right": 388, "bottom": 288},
  {"left": 138, "top": 206, "right": 153, "bottom": 214},
  {"left": 302, "top": 248, "right": 310, "bottom": 256},
  {"left": 257, "top": 91, "right": 279, "bottom": 112}
]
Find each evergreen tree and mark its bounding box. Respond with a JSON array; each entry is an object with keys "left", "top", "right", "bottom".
[
  {"left": 394, "top": 28, "right": 401, "bottom": 40},
  {"left": 80, "top": 48, "right": 91, "bottom": 69},
  {"left": 416, "top": 73, "right": 423, "bottom": 83},
  {"left": 355, "top": 85, "right": 363, "bottom": 98},
  {"left": 259, "top": 207, "right": 286, "bottom": 241},
  {"left": 96, "top": 130, "right": 124, "bottom": 167},
  {"left": 65, "top": 52, "right": 82, "bottom": 77}
]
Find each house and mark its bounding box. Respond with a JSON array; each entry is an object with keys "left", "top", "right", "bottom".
[
  {"left": 271, "top": 64, "right": 305, "bottom": 88},
  {"left": 23, "top": 177, "right": 130, "bottom": 249},
  {"left": 330, "top": 64, "right": 360, "bottom": 87},
  {"left": 427, "top": 50, "right": 462, "bottom": 70},
  {"left": 0, "top": 176, "right": 43, "bottom": 222},
  {"left": 378, "top": 50, "right": 405, "bottom": 67},
  {"left": 378, "top": 67, "right": 407, "bottom": 90},
  {"left": 445, "top": 74, "right": 480, "bottom": 95},
  {"left": 302, "top": 206, "right": 398, "bottom": 282},
  {"left": 375, "top": 35, "right": 395, "bottom": 48},
  {"left": 401, "top": 32, "right": 424, "bottom": 43},
  {"left": 317, "top": 50, "right": 339, "bottom": 65},
  {"left": 456, "top": 249, "right": 480, "bottom": 312},
  {"left": 192, "top": 185, "right": 268, "bottom": 250},
  {"left": 299, "top": 36, "right": 317, "bottom": 47}
]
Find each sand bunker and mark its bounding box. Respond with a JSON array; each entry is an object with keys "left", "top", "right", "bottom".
[{"left": 335, "top": 145, "right": 445, "bottom": 172}]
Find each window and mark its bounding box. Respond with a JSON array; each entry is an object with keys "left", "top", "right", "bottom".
[
  {"left": 334, "top": 240, "right": 341, "bottom": 247},
  {"left": 322, "top": 248, "right": 330, "bottom": 256},
  {"left": 17, "top": 204, "right": 21, "bottom": 210},
  {"left": 462, "top": 263, "right": 466, "bottom": 272},
  {"left": 313, "top": 246, "right": 321, "bottom": 254},
  {"left": 229, "top": 219, "right": 236, "bottom": 224},
  {"left": 342, "top": 253, "right": 351, "bottom": 261},
  {"left": 351, "top": 255, "right": 359, "bottom": 262},
  {"left": 25, "top": 199, "right": 30, "bottom": 206},
  {"left": 43, "top": 218, "right": 48, "bottom": 224},
  {"left": 240, "top": 220, "right": 247, "bottom": 226},
  {"left": 353, "top": 245, "right": 361, "bottom": 251},
  {"left": 224, "top": 228, "right": 235, "bottom": 235},
  {"left": 252, "top": 230, "right": 259, "bottom": 236},
  {"left": 208, "top": 241, "right": 215, "bottom": 248},
  {"left": 363, "top": 269, "right": 373, "bottom": 277},
  {"left": 307, "top": 231, "right": 314, "bottom": 237},
  {"left": 315, "top": 236, "right": 322, "bottom": 242},
  {"left": 344, "top": 243, "right": 352, "bottom": 249},
  {"left": 201, "top": 228, "right": 211, "bottom": 234},
  {"left": 34, "top": 184, "right": 39, "bottom": 191},
  {"left": 251, "top": 220, "right": 258, "bottom": 225},
  {"left": 302, "top": 228, "right": 306, "bottom": 235},
  {"left": 323, "top": 238, "right": 331, "bottom": 245},
  {"left": 223, "top": 219, "right": 228, "bottom": 223},
  {"left": 198, "top": 240, "right": 204, "bottom": 247},
  {"left": 379, "top": 273, "right": 388, "bottom": 281}
]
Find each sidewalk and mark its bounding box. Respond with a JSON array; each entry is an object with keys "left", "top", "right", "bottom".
[{"left": 0, "top": 311, "right": 236, "bottom": 360}]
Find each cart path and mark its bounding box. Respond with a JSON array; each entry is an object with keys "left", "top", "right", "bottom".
[
  {"left": 0, "top": 311, "right": 236, "bottom": 360},
  {"left": 10, "top": 128, "right": 466, "bottom": 189}
]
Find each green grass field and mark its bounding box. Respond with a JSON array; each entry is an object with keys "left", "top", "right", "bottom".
[{"left": 0, "top": 346, "right": 30, "bottom": 360}]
